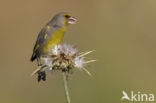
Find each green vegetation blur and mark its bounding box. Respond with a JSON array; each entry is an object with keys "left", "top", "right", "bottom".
[{"left": 0, "top": 0, "right": 156, "bottom": 103}]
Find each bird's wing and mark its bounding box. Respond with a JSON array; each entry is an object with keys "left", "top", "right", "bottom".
[{"left": 31, "top": 26, "right": 47, "bottom": 61}]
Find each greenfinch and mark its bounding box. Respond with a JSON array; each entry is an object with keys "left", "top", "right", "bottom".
[
  {"left": 31, "top": 12, "right": 77, "bottom": 63},
  {"left": 30, "top": 12, "right": 77, "bottom": 82}
]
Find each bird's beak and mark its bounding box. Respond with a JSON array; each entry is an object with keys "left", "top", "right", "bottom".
[{"left": 68, "top": 16, "right": 77, "bottom": 24}]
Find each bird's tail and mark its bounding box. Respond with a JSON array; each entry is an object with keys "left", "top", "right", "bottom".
[{"left": 30, "top": 53, "right": 36, "bottom": 62}]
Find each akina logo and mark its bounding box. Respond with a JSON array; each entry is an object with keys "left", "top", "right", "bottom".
[{"left": 121, "top": 91, "right": 154, "bottom": 102}]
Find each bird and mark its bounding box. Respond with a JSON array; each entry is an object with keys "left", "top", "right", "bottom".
[{"left": 30, "top": 12, "right": 77, "bottom": 82}]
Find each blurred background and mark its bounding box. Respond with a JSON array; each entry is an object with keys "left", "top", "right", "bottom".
[{"left": 0, "top": 0, "right": 156, "bottom": 103}]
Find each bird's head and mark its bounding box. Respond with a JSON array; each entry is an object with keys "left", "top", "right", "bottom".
[{"left": 52, "top": 12, "right": 77, "bottom": 27}]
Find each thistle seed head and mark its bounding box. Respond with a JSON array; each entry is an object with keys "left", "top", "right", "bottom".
[{"left": 32, "top": 44, "right": 95, "bottom": 82}]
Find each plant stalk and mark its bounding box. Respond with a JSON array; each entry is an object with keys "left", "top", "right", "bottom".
[{"left": 62, "top": 72, "right": 71, "bottom": 103}]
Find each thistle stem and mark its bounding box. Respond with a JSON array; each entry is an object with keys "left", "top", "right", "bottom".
[{"left": 62, "top": 72, "right": 71, "bottom": 103}]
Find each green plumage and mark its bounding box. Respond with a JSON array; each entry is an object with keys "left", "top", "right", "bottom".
[{"left": 31, "top": 12, "right": 76, "bottom": 62}]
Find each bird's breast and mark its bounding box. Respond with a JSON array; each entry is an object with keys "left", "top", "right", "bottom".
[{"left": 43, "top": 27, "right": 66, "bottom": 53}]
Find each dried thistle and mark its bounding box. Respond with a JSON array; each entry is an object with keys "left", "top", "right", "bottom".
[
  {"left": 31, "top": 44, "right": 95, "bottom": 103},
  {"left": 32, "top": 44, "right": 95, "bottom": 82}
]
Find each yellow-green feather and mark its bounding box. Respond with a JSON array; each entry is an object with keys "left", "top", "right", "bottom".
[
  {"left": 43, "top": 27, "right": 66, "bottom": 52},
  {"left": 35, "top": 44, "right": 40, "bottom": 51}
]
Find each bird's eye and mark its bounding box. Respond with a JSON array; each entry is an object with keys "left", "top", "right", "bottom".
[{"left": 64, "top": 14, "right": 71, "bottom": 18}]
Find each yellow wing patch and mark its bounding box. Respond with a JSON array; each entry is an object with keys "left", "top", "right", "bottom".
[
  {"left": 45, "top": 25, "right": 50, "bottom": 30},
  {"left": 34, "top": 44, "right": 40, "bottom": 51},
  {"left": 44, "top": 34, "right": 48, "bottom": 39},
  {"left": 43, "top": 25, "right": 49, "bottom": 39}
]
